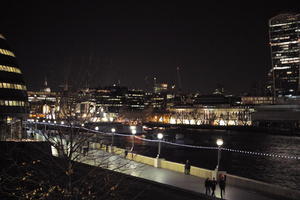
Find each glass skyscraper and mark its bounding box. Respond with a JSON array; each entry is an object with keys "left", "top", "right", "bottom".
[{"left": 268, "top": 13, "right": 300, "bottom": 97}]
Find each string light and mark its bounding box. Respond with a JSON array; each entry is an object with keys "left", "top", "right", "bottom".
[{"left": 27, "top": 121, "right": 300, "bottom": 160}]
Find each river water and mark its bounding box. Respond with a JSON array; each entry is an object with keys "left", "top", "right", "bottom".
[{"left": 109, "top": 128, "right": 300, "bottom": 191}]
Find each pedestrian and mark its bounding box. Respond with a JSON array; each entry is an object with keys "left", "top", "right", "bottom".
[
  {"left": 205, "top": 178, "right": 211, "bottom": 195},
  {"left": 211, "top": 177, "right": 217, "bottom": 197},
  {"left": 219, "top": 175, "right": 226, "bottom": 199},
  {"left": 184, "top": 160, "right": 191, "bottom": 175},
  {"left": 124, "top": 148, "right": 128, "bottom": 158}
]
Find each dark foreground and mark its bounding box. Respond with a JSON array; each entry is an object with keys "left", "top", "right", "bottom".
[{"left": 0, "top": 141, "right": 214, "bottom": 200}]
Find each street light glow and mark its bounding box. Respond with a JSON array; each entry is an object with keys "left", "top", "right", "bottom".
[
  {"left": 61, "top": 121, "right": 64, "bottom": 125},
  {"left": 131, "top": 129, "right": 137, "bottom": 135},
  {"left": 111, "top": 128, "right": 116, "bottom": 133},
  {"left": 157, "top": 133, "right": 163, "bottom": 140},
  {"left": 95, "top": 126, "right": 99, "bottom": 131},
  {"left": 216, "top": 139, "right": 224, "bottom": 146}
]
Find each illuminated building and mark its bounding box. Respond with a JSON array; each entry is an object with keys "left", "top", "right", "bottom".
[
  {"left": 241, "top": 96, "right": 273, "bottom": 105},
  {"left": 0, "top": 34, "right": 28, "bottom": 140},
  {"left": 125, "top": 89, "right": 145, "bottom": 110},
  {"left": 27, "top": 78, "right": 58, "bottom": 119},
  {"left": 148, "top": 106, "right": 253, "bottom": 126},
  {"left": 268, "top": 13, "right": 300, "bottom": 96},
  {"left": 94, "top": 86, "right": 127, "bottom": 113},
  {"left": 154, "top": 83, "right": 168, "bottom": 94},
  {"left": 27, "top": 91, "right": 58, "bottom": 119}
]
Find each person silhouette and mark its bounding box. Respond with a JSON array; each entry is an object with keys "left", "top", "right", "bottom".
[
  {"left": 184, "top": 160, "right": 191, "bottom": 175},
  {"left": 219, "top": 175, "right": 226, "bottom": 199},
  {"left": 205, "top": 178, "right": 211, "bottom": 195},
  {"left": 211, "top": 177, "right": 217, "bottom": 197}
]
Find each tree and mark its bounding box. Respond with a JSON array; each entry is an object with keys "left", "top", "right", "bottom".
[{"left": 1, "top": 90, "right": 143, "bottom": 200}]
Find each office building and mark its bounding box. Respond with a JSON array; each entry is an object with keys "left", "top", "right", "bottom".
[
  {"left": 268, "top": 13, "right": 300, "bottom": 96},
  {"left": 0, "top": 34, "right": 28, "bottom": 140}
]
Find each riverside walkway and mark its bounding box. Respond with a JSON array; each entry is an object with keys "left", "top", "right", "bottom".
[{"left": 80, "top": 149, "right": 288, "bottom": 200}]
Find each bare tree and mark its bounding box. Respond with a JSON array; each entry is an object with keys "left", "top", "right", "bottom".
[{"left": 1, "top": 91, "right": 145, "bottom": 200}]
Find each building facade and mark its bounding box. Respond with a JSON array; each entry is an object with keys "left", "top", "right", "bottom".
[
  {"left": 268, "top": 13, "right": 300, "bottom": 96},
  {"left": 0, "top": 34, "right": 28, "bottom": 140}
]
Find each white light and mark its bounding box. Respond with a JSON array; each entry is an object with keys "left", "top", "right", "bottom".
[
  {"left": 48, "top": 120, "right": 51, "bottom": 123},
  {"left": 95, "top": 126, "right": 99, "bottom": 131},
  {"left": 81, "top": 123, "right": 84, "bottom": 127},
  {"left": 157, "top": 133, "right": 163, "bottom": 140},
  {"left": 54, "top": 121, "right": 56, "bottom": 124},
  {"left": 132, "top": 129, "right": 137, "bottom": 135},
  {"left": 111, "top": 128, "right": 116, "bottom": 133},
  {"left": 61, "top": 121, "right": 64, "bottom": 125},
  {"left": 42, "top": 120, "right": 45, "bottom": 122},
  {"left": 130, "top": 125, "right": 136, "bottom": 130},
  {"left": 216, "top": 139, "right": 224, "bottom": 146}
]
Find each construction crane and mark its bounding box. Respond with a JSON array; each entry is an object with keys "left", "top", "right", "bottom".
[{"left": 176, "top": 65, "right": 183, "bottom": 93}]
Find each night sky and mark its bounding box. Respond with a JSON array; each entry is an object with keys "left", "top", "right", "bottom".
[{"left": 1, "top": 1, "right": 300, "bottom": 94}]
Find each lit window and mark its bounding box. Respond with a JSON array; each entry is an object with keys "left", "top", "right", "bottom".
[
  {"left": 0, "top": 65, "right": 21, "bottom": 74},
  {"left": 0, "top": 48, "right": 15, "bottom": 57}
]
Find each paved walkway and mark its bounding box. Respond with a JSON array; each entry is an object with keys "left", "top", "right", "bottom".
[{"left": 80, "top": 149, "right": 282, "bottom": 200}]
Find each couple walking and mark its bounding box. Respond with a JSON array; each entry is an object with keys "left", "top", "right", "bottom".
[{"left": 205, "top": 174, "right": 226, "bottom": 199}]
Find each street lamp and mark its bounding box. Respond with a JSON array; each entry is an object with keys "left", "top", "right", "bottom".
[
  {"left": 216, "top": 139, "right": 224, "bottom": 170},
  {"left": 157, "top": 133, "right": 163, "bottom": 158},
  {"left": 95, "top": 126, "right": 99, "bottom": 131},
  {"left": 131, "top": 129, "right": 137, "bottom": 151},
  {"left": 111, "top": 128, "right": 116, "bottom": 148}
]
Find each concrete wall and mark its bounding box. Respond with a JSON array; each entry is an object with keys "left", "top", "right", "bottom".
[{"left": 226, "top": 174, "right": 300, "bottom": 200}]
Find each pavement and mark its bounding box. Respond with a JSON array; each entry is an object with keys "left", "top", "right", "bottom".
[{"left": 78, "top": 149, "right": 283, "bottom": 200}]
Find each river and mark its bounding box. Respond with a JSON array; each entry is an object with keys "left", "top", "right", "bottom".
[{"left": 108, "top": 128, "right": 300, "bottom": 190}]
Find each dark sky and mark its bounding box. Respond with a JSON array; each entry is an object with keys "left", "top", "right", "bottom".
[{"left": 1, "top": 1, "right": 300, "bottom": 94}]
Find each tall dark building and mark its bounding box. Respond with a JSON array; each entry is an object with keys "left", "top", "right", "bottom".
[
  {"left": 0, "top": 34, "right": 28, "bottom": 140},
  {"left": 268, "top": 13, "right": 300, "bottom": 97}
]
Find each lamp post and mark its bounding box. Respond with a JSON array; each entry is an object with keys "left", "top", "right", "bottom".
[
  {"left": 216, "top": 139, "right": 224, "bottom": 170},
  {"left": 157, "top": 133, "right": 163, "bottom": 158},
  {"left": 131, "top": 129, "right": 136, "bottom": 151},
  {"left": 111, "top": 128, "right": 116, "bottom": 148}
]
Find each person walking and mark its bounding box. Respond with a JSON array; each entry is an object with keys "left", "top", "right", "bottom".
[
  {"left": 184, "top": 160, "right": 191, "bottom": 175},
  {"left": 211, "top": 177, "right": 217, "bottom": 197},
  {"left": 219, "top": 175, "right": 226, "bottom": 199},
  {"left": 124, "top": 148, "right": 128, "bottom": 158},
  {"left": 204, "top": 178, "right": 211, "bottom": 195}
]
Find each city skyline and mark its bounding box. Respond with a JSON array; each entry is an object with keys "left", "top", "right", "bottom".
[{"left": 1, "top": 2, "right": 300, "bottom": 94}]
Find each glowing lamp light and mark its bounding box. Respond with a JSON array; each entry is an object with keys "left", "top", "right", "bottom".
[
  {"left": 81, "top": 123, "right": 85, "bottom": 127},
  {"left": 111, "top": 128, "right": 116, "bottom": 133},
  {"left": 130, "top": 125, "right": 136, "bottom": 130},
  {"left": 157, "top": 133, "right": 163, "bottom": 140},
  {"left": 61, "top": 121, "right": 64, "bottom": 125},
  {"left": 131, "top": 129, "right": 137, "bottom": 135},
  {"left": 95, "top": 126, "right": 99, "bottom": 131},
  {"left": 54, "top": 121, "right": 56, "bottom": 124},
  {"left": 216, "top": 139, "right": 224, "bottom": 146}
]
